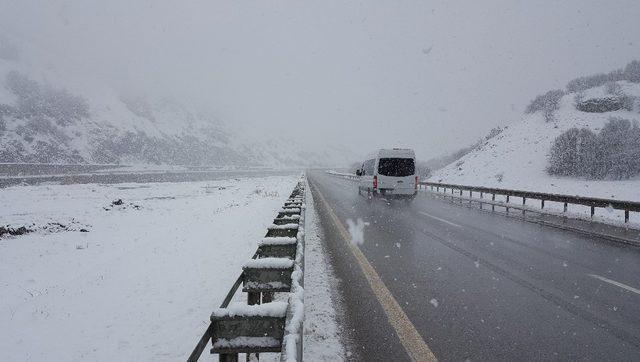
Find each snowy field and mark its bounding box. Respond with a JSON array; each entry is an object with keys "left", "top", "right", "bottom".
[{"left": 0, "top": 176, "right": 302, "bottom": 361}]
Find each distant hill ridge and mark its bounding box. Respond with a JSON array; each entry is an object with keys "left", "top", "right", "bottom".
[{"left": 0, "top": 52, "right": 350, "bottom": 167}]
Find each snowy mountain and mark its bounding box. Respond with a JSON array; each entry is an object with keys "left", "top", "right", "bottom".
[
  {"left": 431, "top": 67, "right": 640, "bottom": 201},
  {"left": 0, "top": 44, "right": 350, "bottom": 168}
]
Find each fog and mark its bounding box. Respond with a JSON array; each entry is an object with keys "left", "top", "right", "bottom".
[{"left": 2, "top": 0, "right": 639, "bottom": 161}]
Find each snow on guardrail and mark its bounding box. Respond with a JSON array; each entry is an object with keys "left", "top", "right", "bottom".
[{"left": 188, "top": 175, "right": 307, "bottom": 361}]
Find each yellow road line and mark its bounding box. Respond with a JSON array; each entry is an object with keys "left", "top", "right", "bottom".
[{"left": 312, "top": 183, "right": 437, "bottom": 362}]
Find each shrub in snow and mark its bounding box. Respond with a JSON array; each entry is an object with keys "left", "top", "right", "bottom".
[
  {"left": 547, "top": 118, "right": 640, "bottom": 179},
  {"left": 0, "top": 225, "right": 31, "bottom": 238},
  {"left": 525, "top": 89, "right": 565, "bottom": 122},
  {"left": 547, "top": 128, "right": 599, "bottom": 177},
  {"left": 575, "top": 96, "right": 626, "bottom": 113},
  {"left": 566, "top": 73, "right": 621, "bottom": 93},
  {"left": 623, "top": 60, "right": 640, "bottom": 83},
  {"left": 599, "top": 117, "right": 640, "bottom": 179},
  {"left": 565, "top": 60, "right": 640, "bottom": 93},
  {"left": 584, "top": 81, "right": 635, "bottom": 113},
  {"left": 484, "top": 126, "right": 503, "bottom": 141}
]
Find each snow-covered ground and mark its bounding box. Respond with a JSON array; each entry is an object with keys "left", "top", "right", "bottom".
[
  {"left": 302, "top": 187, "right": 346, "bottom": 361},
  {"left": 0, "top": 176, "right": 301, "bottom": 361}
]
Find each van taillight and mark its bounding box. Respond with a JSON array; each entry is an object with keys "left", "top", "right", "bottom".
[
  {"left": 415, "top": 176, "right": 419, "bottom": 190},
  {"left": 373, "top": 175, "right": 378, "bottom": 189}
]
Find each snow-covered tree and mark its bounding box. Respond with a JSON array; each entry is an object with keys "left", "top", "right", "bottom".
[
  {"left": 525, "top": 89, "right": 564, "bottom": 122},
  {"left": 547, "top": 128, "right": 599, "bottom": 177},
  {"left": 548, "top": 118, "right": 640, "bottom": 179}
]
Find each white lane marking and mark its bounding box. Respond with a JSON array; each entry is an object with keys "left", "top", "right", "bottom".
[
  {"left": 589, "top": 274, "right": 640, "bottom": 296},
  {"left": 418, "top": 211, "right": 462, "bottom": 228}
]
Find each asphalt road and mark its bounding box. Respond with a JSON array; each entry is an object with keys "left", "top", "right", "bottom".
[{"left": 308, "top": 171, "right": 640, "bottom": 361}]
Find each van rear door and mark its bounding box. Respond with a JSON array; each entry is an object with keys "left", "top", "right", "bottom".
[{"left": 377, "top": 158, "right": 415, "bottom": 193}]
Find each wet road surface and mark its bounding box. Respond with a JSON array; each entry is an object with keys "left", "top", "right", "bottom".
[{"left": 308, "top": 171, "right": 640, "bottom": 361}]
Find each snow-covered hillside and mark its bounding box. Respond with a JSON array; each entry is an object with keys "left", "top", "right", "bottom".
[
  {"left": 0, "top": 39, "right": 351, "bottom": 168},
  {"left": 431, "top": 80, "right": 640, "bottom": 201}
]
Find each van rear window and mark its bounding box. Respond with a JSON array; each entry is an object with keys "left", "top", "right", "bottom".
[{"left": 378, "top": 158, "right": 415, "bottom": 177}]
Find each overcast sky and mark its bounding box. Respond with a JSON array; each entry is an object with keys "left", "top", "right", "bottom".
[{"left": 2, "top": 0, "right": 639, "bottom": 161}]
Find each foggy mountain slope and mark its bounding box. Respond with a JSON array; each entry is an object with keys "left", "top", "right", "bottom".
[
  {"left": 430, "top": 79, "right": 640, "bottom": 201},
  {"left": 0, "top": 57, "right": 348, "bottom": 168}
]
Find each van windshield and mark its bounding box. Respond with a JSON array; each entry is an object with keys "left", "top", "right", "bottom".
[{"left": 378, "top": 158, "right": 415, "bottom": 177}]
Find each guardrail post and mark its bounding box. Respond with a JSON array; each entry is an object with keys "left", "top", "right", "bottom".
[
  {"left": 563, "top": 202, "right": 568, "bottom": 213},
  {"left": 219, "top": 354, "right": 238, "bottom": 362},
  {"left": 590, "top": 206, "right": 595, "bottom": 219},
  {"left": 522, "top": 197, "right": 526, "bottom": 216},
  {"left": 480, "top": 192, "right": 483, "bottom": 210},
  {"left": 506, "top": 195, "right": 510, "bottom": 213},
  {"left": 492, "top": 193, "right": 495, "bottom": 211},
  {"left": 262, "top": 292, "right": 274, "bottom": 303},
  {"left": 469, "top": 190, "right": 472, "bottom": 205},
  {"left": 248, "top": 291, "right": 261, "bottom": 305}
]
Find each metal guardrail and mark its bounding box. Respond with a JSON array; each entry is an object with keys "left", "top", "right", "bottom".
[
  {"left": 188, "top": 177, "right": 306, "bottom": 361},
  {"left": 324, "top": 170, "right": 639, "bottom": 224},
  {"left": 419, "top": 181, "right": 640, "bottom": 223},
  {"left": 326, "top": 170, "right": 359, "bottom": 180}
]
